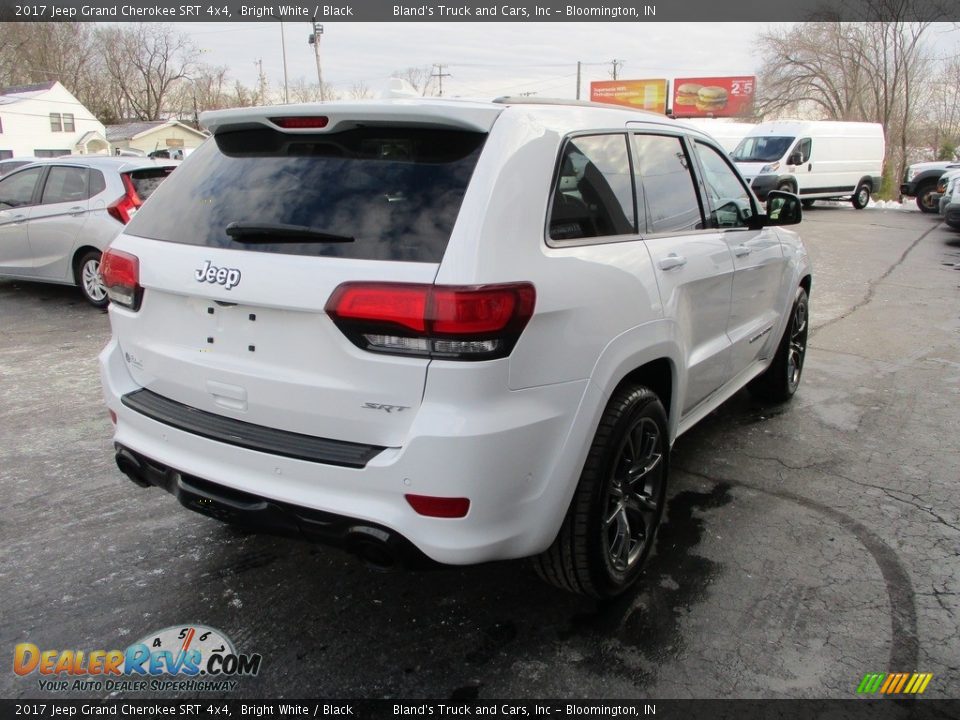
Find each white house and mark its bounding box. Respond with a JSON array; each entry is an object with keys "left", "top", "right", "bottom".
[{"left": 0, "top": 81, "right": 109, "bottom": 160}]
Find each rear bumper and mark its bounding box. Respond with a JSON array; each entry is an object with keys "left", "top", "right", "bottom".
[
  {"left": 100, "top": 337, "right": 590, "bottom": 565},
  {"left": 114, "top": 444, "right": 434, "bottom": 568}
]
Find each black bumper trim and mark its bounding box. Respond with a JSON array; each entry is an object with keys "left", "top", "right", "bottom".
[
  {"left": 121, "top": 388, "right": 385, "bottom": 468},
  {"left": 114, "top": 444, "right": 435, "bottom": 569}
]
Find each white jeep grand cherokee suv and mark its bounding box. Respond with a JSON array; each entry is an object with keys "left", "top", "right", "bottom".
[{"left": 99, "top": 98, "right": 810, "bottom": 597}]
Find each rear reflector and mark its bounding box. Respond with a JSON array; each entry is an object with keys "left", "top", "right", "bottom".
[
  {"left": 100, "top": 248, "right": 142, "bottom": 310},
  {"left": 405, "top": 494, "right": 470, "bottom": 518},
  {"left": 270, "top": 116, "right": 329, "bottom": 129},
  {"left": 326, "top": 282, "right": 535, "bottom": 361},
  {"left": 108, "top": 409, "right": 117, "bottom": 425}
]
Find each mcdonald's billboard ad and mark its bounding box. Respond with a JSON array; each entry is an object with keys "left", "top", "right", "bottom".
[
  {"left": 590, "top": 79, "right": 669, "bottom": 114},
  {"left": 671, "top": 76, "right": 756, "bottom": 117}
]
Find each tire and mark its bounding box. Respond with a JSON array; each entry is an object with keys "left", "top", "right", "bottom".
[
  {"left": 915, "top": 181, "right": 939, "bottom": 213},
  {"left": 851, "top": 181, "right": 871, "bottom": 209},
  {"left": 749, "top": 286, "right": 809, "bottom": 404},
  {"left": 776, "top": 181, "right": 795, "bottom": 194},
  {"left": 75, "top": 250, "right": 109, "bottom": 308},
  {"left": 801, "top": 199, "right": 816, "bottom": 209},
  {"left": 533, "top": 385, "right": 668, "bottom": 598}
]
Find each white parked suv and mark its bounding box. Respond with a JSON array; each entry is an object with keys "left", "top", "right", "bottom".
[{"left": 99, "top": 98, "right": 811, "bottom": 597}]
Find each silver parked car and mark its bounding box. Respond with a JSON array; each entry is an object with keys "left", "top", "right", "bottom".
[{"left": 0, "top": 156, "right": 176, "bottom": 307}]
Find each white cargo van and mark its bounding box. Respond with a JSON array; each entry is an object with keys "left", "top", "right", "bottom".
[{"left": 732, "top": 120, "right": 884, "bottom": 209}]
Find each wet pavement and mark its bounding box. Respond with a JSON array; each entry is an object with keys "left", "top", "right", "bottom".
[{"left": 1, "top": 206, "right": 958, "bottom": 699}]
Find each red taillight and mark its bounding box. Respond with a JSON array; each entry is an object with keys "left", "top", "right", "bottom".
[
  {"left": 405, "top": 494, "right": 470, "bottom": 518},
  {"left": 325, "top": 282, "right": 535, "bottom": 360},
  {"left": 270, "top": 116, "right": 329, "bottom": 129},
  {"left": 99, "top": 248, "right": 142, "bottom": 310},
  {"left": 107, "top": 174, "right": 143, "bottom": 224},
  {"left": 330, "top": 284, "right": 429, "bottom": 333}
]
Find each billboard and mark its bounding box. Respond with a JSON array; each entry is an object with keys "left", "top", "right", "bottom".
[
  {"left": 590, "top": 79, "right": 669, "bottom": 114},
  {"left": 671, "top": 76, "right": 756, "bottom": 117}
]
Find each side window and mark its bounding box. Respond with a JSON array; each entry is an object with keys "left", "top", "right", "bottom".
[
  {"left": 632, "top": 134, "right": 703, "bottom": 234},
  {"left": 693, "top": 141, "right": 755, "bottom": 229},
  {"left": 793, "top": 138, "right": 811, "bottom": 164},
  {"left": 89, "top": 170, "right": 106, "bottom": 197},
  {"left": 0, "top": 167, "right": 43, "bottom": 209},
  {"left": 41, "top": 166, "right": 90, "bottom": 204},
  {"left": 548, "top": 134, "right": 635, "bottom": 241}
]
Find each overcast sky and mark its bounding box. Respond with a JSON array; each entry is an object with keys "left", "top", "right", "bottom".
[
  {"left": 177, "top": 22, "right": 787, "bottom": 99},
  {"left": 174, "top": 21, "right": 960, "bottom": 102}
]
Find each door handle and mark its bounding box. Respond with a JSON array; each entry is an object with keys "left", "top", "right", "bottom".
[
  {"left": 733, "top": 245, "right": 752, "bottom": 257},
  {"left": 69, "top": 206, "right": 85, "bottom": 216},
  {"left": 658, "top": 254, "right": 687, "bottom": 271},
  {"left": 807, "top": 163, "right": 812, "bottom": 171}
]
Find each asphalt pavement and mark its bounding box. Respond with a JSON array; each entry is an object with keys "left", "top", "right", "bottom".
[{"left": 1, "top": 205, "right": 958, "bottom": 699}]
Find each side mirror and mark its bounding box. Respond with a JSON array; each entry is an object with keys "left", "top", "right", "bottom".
[
  {"left": 788, "top": 152, "right": 802, "bottom": 166},
  {"left": 764, "top": 190, "right": 802, "bottom": 226}
]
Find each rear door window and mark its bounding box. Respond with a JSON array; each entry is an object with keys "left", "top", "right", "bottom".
[
  {"left": 126, "top": 127, "right": 487, "bottom": 263},
  {"left": 632, "top": 134, "right": 704, "bottom": 233},
  {"left": 40, "top": 166, "right": 90, "bottom": 204}
]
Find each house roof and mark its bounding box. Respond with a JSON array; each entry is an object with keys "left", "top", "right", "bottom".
[
  {"left": 105, "top": 120, "right": 169, "bottom": 141},
  {"left": 0, "top": 81, "right": 58, "bottom": 97},
  {"left": 106, "top": 119, "right": 207, "bottom": 142}
]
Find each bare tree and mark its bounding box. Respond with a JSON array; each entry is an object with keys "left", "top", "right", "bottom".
[
  {"left": 289, "top": 78, "right": 339, "bottom": 103},
  {"left": 349, "top": 82, "right": 373, "bottom": 100},
  {"left": 169, "top": 65, "right": 232, "bottom": 124},
  {"left": 926, "top": 56, "right": 960, "bottom": 159},
  {"left": 391, "top": 66, "right": 435, "bottom": 96},
  {"left": 95, "top": 24, "right": 198, "bottom": 120},
  {"left": 229, "top": 80, "right": 258, "bottom": 109},
  {"left": 0, "top": 23, "right": 98, "bottom": 93},
  {"left": 754, "top": 15, "right": 934, "bottom": 194}
]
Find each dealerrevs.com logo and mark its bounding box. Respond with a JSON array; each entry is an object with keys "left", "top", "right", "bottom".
[{"left": 14, "top": 625, "right": 262, "bottom": 693}]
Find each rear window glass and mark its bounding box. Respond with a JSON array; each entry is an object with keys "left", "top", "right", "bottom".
[
  {"left": 126, "top": 127, "right": 487, "bottom": 263},
  {"left": 128, "top": 167, "right": 175, "bottom": 201}
]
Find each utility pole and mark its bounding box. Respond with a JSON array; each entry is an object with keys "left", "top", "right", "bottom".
[
  {"left": 576, "top": 61, "right": 581, "bottom": 100},
  {"left": 309, "top": 22, "right": 325, "bottom": 101},
  {"left": 254, "top": 59, "right": 268, "bottom": 104},
  {"left": 280, "top": 22, "right": 290, "bottom": 104},
  {"left": 431, "top": 64, "right": 451, "bottom": 97},
  {"left": 610, "top": 59, "right": 624, "bottom": 80}
]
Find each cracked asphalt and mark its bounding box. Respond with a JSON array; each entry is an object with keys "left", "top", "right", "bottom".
[{"left": 1, "top": 206, "right": 958, "bottom": 700}]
